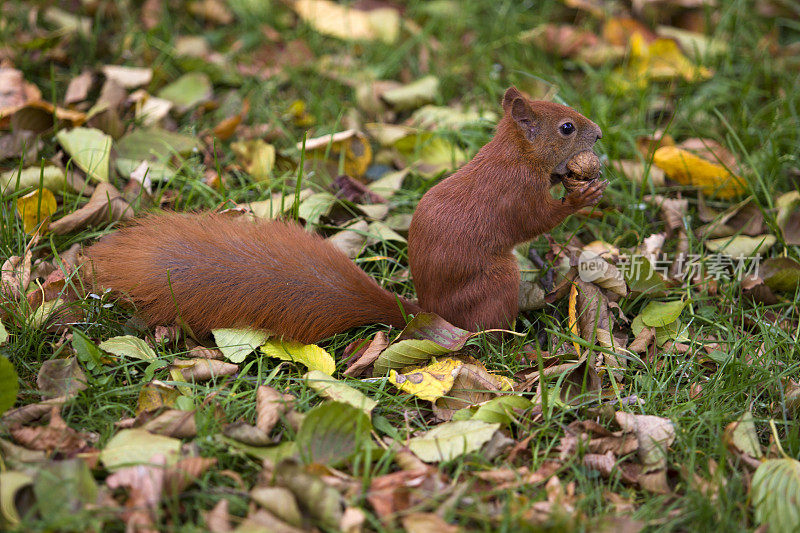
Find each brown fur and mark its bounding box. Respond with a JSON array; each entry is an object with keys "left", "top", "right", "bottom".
[
  {"left": 86, "top": 213, "right": 420, "bottom": 343},
  {"left": 408, "top": 87, "right": 604, "bottom": 331},
  {"left": 87, "top": 87, "right": 605, "bottom": 341}
]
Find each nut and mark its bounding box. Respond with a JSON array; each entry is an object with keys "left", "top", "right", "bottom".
[{"left": 566, "top": 150, "right": 601, "bottom": 181}]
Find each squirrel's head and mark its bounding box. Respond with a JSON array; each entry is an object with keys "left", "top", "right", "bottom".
[{"left": 501, "top": 86, "right": 602, "bottom": 182}]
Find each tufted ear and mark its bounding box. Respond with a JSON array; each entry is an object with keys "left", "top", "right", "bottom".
[
  {"left": 509, "top": 96, "right": 538, "bottom": 142},
  {"left": 502, "top": 86, "right": 523, "bottom": 111}
]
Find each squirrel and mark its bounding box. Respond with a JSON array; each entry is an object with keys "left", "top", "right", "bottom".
[{"left": 86, "top": 86, "right": 606, "bottom": 343}]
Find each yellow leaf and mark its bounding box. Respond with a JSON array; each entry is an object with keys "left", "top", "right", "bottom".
[
  {"left": 388, "top": 357, "right": 462, "bottom": 402},
  {"left": 653, "top": 146, "right": 746, "bottom": 199},
  {"left": 231, "top": 139, "right": 275, "bottom": 183},
  {"left": 16, "top": 188, "right": 57, "bottom": 234},
  {"left": 136, "top": 381, "right": 179, "bottom": 415},
  {"left": 568, "top": 284, "right": 581, "bottom": 357},
  {"left": 299, "top": 129, "right": 372, "bottom": 178},
  {"left": 293, "top": 0, "right": 400, "bottom": 44},
  {"left": 630, "top": 33, "right": 712, "bottom": 83},
  {"left": 260, "top": 339, "right": 335, "bottom": 375}
]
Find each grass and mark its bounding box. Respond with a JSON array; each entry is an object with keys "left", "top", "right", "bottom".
[{"left": 1, "top": 0, "right": 800, "bottom": 531}]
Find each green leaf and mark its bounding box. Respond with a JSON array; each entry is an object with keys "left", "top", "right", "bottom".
[
  {"left": 212, "top": 328, "right": 270, "bottom": 363},
  {"left": 761, "top": 257, "right": 800, "bottom": 292},
  {"left": 296, "top": 402, "right": 371, "bottom": 466},
  {"left": 705, "top": 234, "right": 776, "bottom": 256},
  {"left": 471, "top": 395, "right": 532, "bottom": 426},
  {"left": 99, "top": 429, "right": 181, "bottom": 471},
  {"left": 0, "top": 357, "right": 19, "bottom": 416},
  {"left": 56, "top": 127, "right": 112, "bottom": 182},
  {"left": 373, "top": 312, "right": 471, "bottom": 376},
  {"left": 0, "top": 319, "right": 7, "bottom": 345},
  {"left": 752, "top": 458, "right": 800, "bottom": 533},
  {"left": 220, "top": 436, "right": 298, "bottom": 462},
  {"left": 408, "top": 420, "right": 499, "bottom": 462},
  {"left": 115, "top": 127, "right": 200, "bottom": 162},
  {"left": 297, "top": 192, "right": 337, "bottom": 226},
  {"left": 99, "top": 335, "right": 157, "bottom": 361},
  {"left": 261, "top": 339, "right": 335, "bottom": 375},
  {"left": 71, "top": 329, "right": 104, "bottom": 370},
  {"left": 381, "top": 75, "right": 439, "bottom": 111},
  {"left": 157, "top": 72, "right": 212, "bottom": 111},
  {"left": 304, "top": 370, "right": 377, "bottom": 415},
  {"left": 625, "top": 256, "right": 668, "bottom": 294},
  {"left": 0, "top": 165, "right": 85, "bottom": 195},
  {"left": 33, "top": 459, "right": 98, "bottom": 522},
  {"left": 0, "top": 471, "right": 33, "bottom": 526},
  {"left": 639, "top": 299, "right": 689, "bottom": 327}
]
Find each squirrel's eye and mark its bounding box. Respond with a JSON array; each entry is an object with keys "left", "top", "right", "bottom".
[{"left": 560, "top": 122, "right": 575, "bottom": 135}]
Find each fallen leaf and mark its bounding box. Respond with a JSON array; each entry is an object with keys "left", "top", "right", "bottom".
[
  {"left": 101, "top": 65, "right": 153, "bottom": 89},
  {"left": 16, "top": 188, "right": 57, "bottom": 234},
  {"left": 212, "top": 328, "right": 269, "bottom": 363},
  {"left": 305, "top": 370, "right": 377, "bottom": 415},
  {"left": 231, "top": 139, "right": 275, "bottom": 182},
  {"left": 293, "top": 0, "right": 400, "bottom": 43},
  {"left": 260, "top": 339, "right": 336, "bottom": 375},
  {"left": 751, "top": 458, "right": 800, "bottom": 532},
  {"left": 653, "top": 146, "right": 745, "bottom": 199},
  {"left": 171, "top": 358, "right": 238, "bottom": 381},
  {"left": 256, "top": 385, "right": 293, "bottom": 434},
  {"left": 389, "top": 357, "right": 462, "bottom": 402},
  {"left": 10, "top": 407, "right": 91, "bottom": 454},
  {"left": 157, "top": 72, "right": 212, "bottom": 112},
  {"left": 99, "top": 429, "right": 181, "bottom": 471},
  {"left": 408, "top": 420, "right": 499, "bottom": 462},
  {"left": 55, "top": 127, "right": 112, "bottom": 183}
]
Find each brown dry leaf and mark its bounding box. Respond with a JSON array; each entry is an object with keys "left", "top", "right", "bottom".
[
  {"left": 164, "top": 456, "right": 217, "bottom": 497},
  {"left": 644, "top": 194, "right": 688, "bottom": 236},
  {"left": 37, "top": 357, "right": 87, "bottom": 400},
  {"left": 203, "top": 498, "right": 232, "bottom": 533},
  {"left": 603, "top": 17, "right": 657, "bottom": 46},
  {"left": 140, "top": 409, "right": 197, "bottom": 438},
  {"left": 520, "top": 24, "right": 601, "bottom": 58},
  {"left": 629, "top": 326, "right": 656, "bottom": 353},
  {"left": 333, "top": 174, "right": 386, "bottom": 204},
  {"left": 0, "top": 67, "right": 41, "bottom": 111},
  {"left": 401, "top": 512, "right": 459, "bottom": 533},
  {"left": 433, "top": 361, "right": 505, "bottom": 421},
  {"left": 171, "top": 358, "right": 238, "bottom": 381},
  {"left": 1, "top": 246, "right": 33, "bottom": 300},
  {"left": 574, "top": 280, "right": 627, "bottom": 373},
  {"left": 222, "top": 421, "right": 272, "bottom": 446},
  {"left": 256, "top": 385, "right": 293, "bottom": 434},
  {"left": 64, "top": 70, "right": 93, "bottom": 105},
  {"left": 611, "top": 159, "right": 666, "bottom": 187},
  {"left": 344, "top": 331, "right": 389, "bottom": 377},
  {"left": 367, "top": 468, "right": 448, "bottom": 519},
  {"left": 2, "top": 396, "right": 67, "bottom": 425},
  {"left": 106, "top": 454, "right": 166, "bottom": 533},
  {"left": 696, "top": 198, "right": 764, "bottom": 238},
  {"left": 340, "top": 507, "right": 367, "bottom": 533},
  {"left": 493, "top": 460, "right": 562, "bottom": 491},
  {"left": 300, "top": 129, "right": 373, "bottom": 179},
  {"left": 616, "top": 411, "right": 676, "bottom": 493},
  {"left": 775, "top": 191, "right": 800, "bottom": 245},
  {"left": 212, "top": 99, "right": 249, "bottom": 140},
  {"left": 240, "top": 509, "right": 306, "bottom": 533},
  {"left": 49, "top": 182, "right": 133, "bottom": 234},
  {"left": 722, "top": 411, "right": 763, "bottom": 469},
  {"left": 188, "top": 0, "right": 234, "bottom": 25},
  {"left": 10, "top": 406, "right": 91, "bottom": 454}
]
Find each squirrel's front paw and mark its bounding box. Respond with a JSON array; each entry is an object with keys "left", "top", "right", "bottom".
[{"left": 566, "top": 179, "right": 607, "bottom": 209}]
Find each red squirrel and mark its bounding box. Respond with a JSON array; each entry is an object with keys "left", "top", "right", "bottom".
[{"left": 86, "top": 87, "right": 605, "bottom": 343}]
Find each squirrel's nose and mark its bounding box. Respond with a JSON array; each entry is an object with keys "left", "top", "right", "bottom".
[{"left": 594, "top": 127, "right": 603, "bottom": 142}]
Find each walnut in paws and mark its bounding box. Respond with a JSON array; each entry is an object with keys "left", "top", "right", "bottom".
[{"left": 562, "top": 150, "right": 602, "bottom": 192}]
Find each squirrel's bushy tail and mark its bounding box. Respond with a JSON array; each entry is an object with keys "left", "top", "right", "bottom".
[{"left": 86, "top": 213, "right": 418, "bottom": 342}]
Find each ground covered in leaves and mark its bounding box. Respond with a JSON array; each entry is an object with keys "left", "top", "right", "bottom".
[{"left": 1, "top": 0, "right": 800, "bottom": 531}]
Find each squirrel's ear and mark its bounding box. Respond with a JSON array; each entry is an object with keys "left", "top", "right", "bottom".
[
  {"left": 502, "top": 86, "right": 523, "bottom": 111},
  {"left": 510, "top": 97, "right": 538, "bottom": 141}
]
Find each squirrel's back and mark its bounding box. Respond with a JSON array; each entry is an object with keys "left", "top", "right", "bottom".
[{"left": 86, "top": 213, "right": 416, "bottom": 342}]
